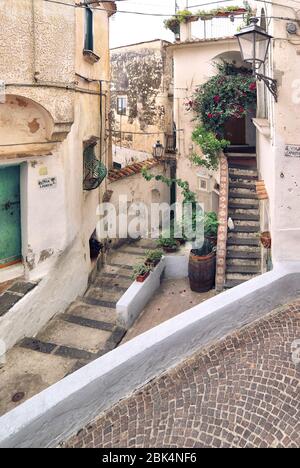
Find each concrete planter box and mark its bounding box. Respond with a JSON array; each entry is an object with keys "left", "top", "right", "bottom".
[{"left": 116, "top": 258, "right": 165, "bottom": 329}]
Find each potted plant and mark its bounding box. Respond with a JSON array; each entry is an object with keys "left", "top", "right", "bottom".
[
  {"left": 157, "top": 237, "right": 179, "bottom": 253},
  {"left": 204, "top": 212, "right": 219, "bottom": 246},
  {"left": 260, "top": 231, "right": 271, "bottom": 249},
  {"left": 144, "top": 249, "right": 164, "bottom": 267},
  {"left": 188, "top": 239, "right": 216, "bottom": 293},
  {"left": 132, "top": 263, "right": 152, "bottom": 283}
]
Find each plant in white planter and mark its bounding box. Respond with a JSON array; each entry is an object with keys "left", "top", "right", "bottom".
[{"left": 132, "top": 263, "right": 152, "bottom": 283}]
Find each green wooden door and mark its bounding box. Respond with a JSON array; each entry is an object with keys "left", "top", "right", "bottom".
[{"left": 0, "top": 166, "right": 21, "bottom": 267}]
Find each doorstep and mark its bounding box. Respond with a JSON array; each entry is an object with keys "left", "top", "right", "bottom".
[
  {"left": 0, "top": 264, "right": 24, "bottom": 285},
  {"left": 0, "top": 281, "right": 38, "bottom": 318}
]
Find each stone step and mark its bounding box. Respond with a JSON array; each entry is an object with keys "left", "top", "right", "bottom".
[
  {"left": 109, "top": 252, "right": 141, "bottom": 267},
  {"left": 224, "top": 279, "right": 248, "bottom": 289},
  {"left": 67, "top": 302, "right": 117, "bottom": 324},
  {"left": 80, "top": 296, "right": 117, "bottom": 309},
  {"left": 226, "top": 257, "right": 260, "bottom": 266},
  {"left": 227, "top": 250, "right": 261, "bottom": 260},
  {"left": 229, "top": 225, "right": 259, "bottom": 233},
  {"left": 226, "top": 273, "right": 258, "bottom": 282},
  {"left": 228, "top": 160, "right": 257, "bottom": 172},
  {"left": 37, "top": 318, "right": 112, "bottom": 355},
  {"left": 226, "top": 264, "right": 261, "bottom": 274},
  {"left": 229, "top": 166, "right": 258, "bottom": 176},
  {"left": 228, "top": 202, "right": 259, "bottom": 210},
  {"left": 229, "top": 192, "right": 258, "bottom": 200},
  {"left": 229, "top": 169, "right": 258, "bottom": 183},
  {"left": 229, "top": 213, "right": 260, "bottom": 222},
  {"left": 227, "top": 237, "right": 260, "bottom": 246},
  {"left": 94, "top": 275, "right": 132, "bottom": 290},
  {"left": 85, "top": 287, "right": 124, "bottom": 304},
  {"left": 134, "top": 239, "right": 159, "bottom": 249},
  {"left": 227, "top": 243, "right": 260, "bottom": 253},
  {"left": 103, "top": 265, "right": 133, "bottom": 278},
  {"left": 229, "top": 209, "right": 259, "bottom": 218},
  {"left": 118, "top": 248, "right": 147, "bottom": 257},
  {"left": 233, "top": 220, "right": 260, "bottom": 228},
  {"left": 229, "top": 182, "right": 257, "bottom": 190}
]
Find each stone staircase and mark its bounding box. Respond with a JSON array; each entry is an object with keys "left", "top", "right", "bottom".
[
  {"left": 0, "top": 240, "right": 157, "bottom": 416},
  {"left": 225, "top": 160, "right": 261, "bottom": 289}
]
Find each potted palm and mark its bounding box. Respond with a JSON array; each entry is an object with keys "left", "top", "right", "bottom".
[
  {"left": 204, "top": 212, "right": 219, "bottom": 246},
  {"left": 132, "top": 263, "right": 152, "bottom": 283}
]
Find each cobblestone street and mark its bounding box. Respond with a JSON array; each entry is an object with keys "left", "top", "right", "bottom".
[{"left": 65, "top": 301, "right": 300, "bottom": 449}]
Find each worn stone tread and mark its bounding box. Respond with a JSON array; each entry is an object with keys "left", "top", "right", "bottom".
[{"left": 63, "top": 314, "right": 115, "bottom": 332}]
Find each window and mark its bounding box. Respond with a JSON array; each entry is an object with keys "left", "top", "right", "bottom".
[
  {"left": 84, "top": 7, "right": 94, "bottom": 51},
  {"left": 117, "top": 96, "right": 127, "bottom": 116},
  {"left": 197, "top": 175, "right": 210, "bottom": 192}
]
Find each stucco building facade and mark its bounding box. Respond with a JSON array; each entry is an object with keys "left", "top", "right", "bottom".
[
  {"left": 0, "top": 0, "right": 116, "bottom": 349},
  {"left": 110, "top": 39, "right": 174, "bottom": 166},
  {"left": 252, "top": 0, "right": 300, "bottom": 263}
]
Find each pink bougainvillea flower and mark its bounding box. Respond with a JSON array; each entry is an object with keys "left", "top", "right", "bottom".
[
  {"left": 213, "top": 95, "right": 221, "bottom": 103},
  {"left": 249, "top": 82, "right": 257, "bottom": 91},
  {"left": 207, "top": 113, "right": 213, "bottom": 119}
]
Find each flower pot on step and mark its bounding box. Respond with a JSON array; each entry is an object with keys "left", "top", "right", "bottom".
[
  {"left": 260, "top": 231, "right": 271, "bottom": 249},
  {"left": 136, "top": 271, "right": 150, "bottom": 283}
]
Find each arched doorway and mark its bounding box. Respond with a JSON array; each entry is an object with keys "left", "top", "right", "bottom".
[{"left": 213, "top": 51, "right": 256, "bottom": 151}]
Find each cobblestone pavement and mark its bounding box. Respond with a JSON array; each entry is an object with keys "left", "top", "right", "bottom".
[{"left": 65, "top": 301, "right": 300, "bottom": 449}]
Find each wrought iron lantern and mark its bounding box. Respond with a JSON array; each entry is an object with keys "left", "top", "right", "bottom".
[
  {"left": 235, "top": 18, "right": 278, "bottom": 101},
  {"left": 153, "top": 140, "right": 164, "bottom": 160}
]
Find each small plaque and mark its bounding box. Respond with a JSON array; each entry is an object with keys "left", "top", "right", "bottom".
[
  {"left": 38, "top": 177, "right": 57, "bottom": 189},
  {"left": 285, "top": 144, "right": 300, "bottom": 158},
  {"left": 0, "top": 81, "right": 5, "bottom": 104}
]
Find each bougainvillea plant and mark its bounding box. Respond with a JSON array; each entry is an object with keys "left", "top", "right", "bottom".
[
  {"left": 187, "top": 61, "right": 257, "bottom": 169},
  {"left": 192, "top": 61, "right": 257, "bottom": 137}
]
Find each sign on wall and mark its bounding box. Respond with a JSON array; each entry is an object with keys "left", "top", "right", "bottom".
[
  {"left": 38, "top": 177, "right": 57, "bottom": 189},
  {"left": 285, "top": 145, "right": 300, "bottom": 158}
]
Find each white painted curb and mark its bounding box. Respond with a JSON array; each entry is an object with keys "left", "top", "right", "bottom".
[
  {"left": 0, "top": 262, "right": 299, "bottom": 448},
  {"left": 116, "top": 258, "right": 165, "bottom": 329}
]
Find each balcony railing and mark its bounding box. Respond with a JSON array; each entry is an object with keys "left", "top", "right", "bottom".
[{"left": 191, "top": 15, "right": 245, "bottom": 41}]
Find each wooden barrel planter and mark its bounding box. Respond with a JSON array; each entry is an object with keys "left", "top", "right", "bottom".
[{"left": 188, "top": 251, "right": 216, "bottom": 293}]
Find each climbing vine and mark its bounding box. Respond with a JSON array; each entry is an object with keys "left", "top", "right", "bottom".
[{"left": 141, "top": 168, "right": 196, "bottom": 204}]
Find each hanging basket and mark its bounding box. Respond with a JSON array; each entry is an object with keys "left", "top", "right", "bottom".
[{"left": 83, "top": 159, "right": 107, "bottom": 191}]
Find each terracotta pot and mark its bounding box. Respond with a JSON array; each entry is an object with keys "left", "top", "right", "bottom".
[
  {"left": 136, "top": 271, "right": 150, "bottom": 283},
  {"left": 260, "top": 232, "right": 271, "bottom": 249},
  {"left": 188, "top": 251, "right": 216, "bottom": 293}
]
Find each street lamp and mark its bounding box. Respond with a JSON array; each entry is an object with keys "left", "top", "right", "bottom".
[
  {"left": 235, "top": 18, "right": 278, "bottom": 102},
  {"left": 153, "top": 140, "right": 164, "bottom": 159}
]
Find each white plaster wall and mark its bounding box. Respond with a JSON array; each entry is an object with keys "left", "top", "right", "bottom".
[
  {"left": 112, "top": 145, "right": 151, "bottom": 167},
  {"left": 0, "top": 235, "right": 89, "bottom": 352},
  {"left": 254, "top": 1, "right": 300, "bottom": 261},
  {"left": 0, "top": 3, "right": 114, "bottom": 347}
]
